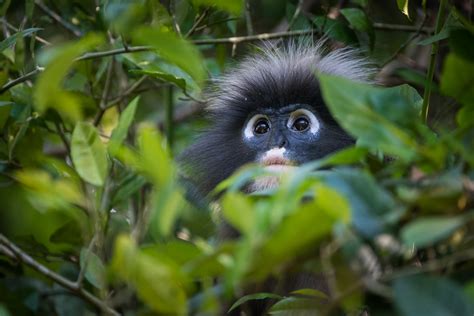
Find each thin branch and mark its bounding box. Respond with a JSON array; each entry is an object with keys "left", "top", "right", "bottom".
[
  {"left": 0, "top": 234, "right": 119, "bottom": 316},
  {"left": 421, "top": 0, "right": 447, "bottom": 123},
  {"left": 2, "top": 19, "right": 51, "bottom": 45},
  {"left": 93, "top": 58, "right": 115, "bottom": 126},
  {"left": 381, "top": 247, "right": 474, "bottom": 282},
  {"left": 75, "top": 234, "right": 98, "bottom": 288},
  {"left": 373, "top": 22, "right": 433, "bottom": 34},
  {"left": 381, "top": 14, "right": 429, "bottom": 67},
  {"left": 103, "top": 75, "right": 148, "bottom": 110},
  {"left": 185, "top": 7, "right": 210, "bottom": 38},
  {"left": 34, "top": 0, "right": 82, "bottom": 37},
  {"left": 54, "top": 121, "right": 71, "bottom": 156},
  {"left": 0, "top": 66, "right": 44, "bottom": 94},
  {"left": 287, "top": 0, "right": 304, "bottom": 31},
  {"left": 244, "top": 0, "right": 254, "bottom": 35},
  {"left": 169, "top": 0, "right": 182, "bottom": 36},
  {"left": 76, "top": 46, "right": 152, "bottom": 61}
]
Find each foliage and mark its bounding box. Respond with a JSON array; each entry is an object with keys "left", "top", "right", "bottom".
[{"left": 0, "top": 0, "right": 473, "bottom": 315}]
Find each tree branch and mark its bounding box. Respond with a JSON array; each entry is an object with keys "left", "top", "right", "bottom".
[
  {"left": 0, "top": 234, "right": 119, "bottom": 316},
  {"left": 0, "top": 25, "right": 436, "bottom": 94},
  {"left": 373, "top": 22, "right": 433, "bottom": 34},
  {"left": 0, "top": 66, "right": 44, "bottom": 94},
  {"left": 34, "top": 0, "right": 82, "bottom": 37}
]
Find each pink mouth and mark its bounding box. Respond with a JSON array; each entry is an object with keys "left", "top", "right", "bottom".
[{"left": 262, "top": 156, "right": 293, "bottom": 166}]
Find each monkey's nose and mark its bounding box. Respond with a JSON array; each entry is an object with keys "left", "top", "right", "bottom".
[{"left": 278, "top": 139, "right": 287, "bottom": 148}]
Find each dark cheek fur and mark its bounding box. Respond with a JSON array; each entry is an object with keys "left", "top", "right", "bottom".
[{"left": 179, "top": 128, "right": 257, "bottom": 196}]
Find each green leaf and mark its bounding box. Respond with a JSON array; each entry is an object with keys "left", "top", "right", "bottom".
[
  {"left": 307, "top": 146, "right": 368, "bottom": 170},
  {"left": 291, "top": 288, "right": 328, "bottom": 299},
  {"left": 418, "top": 27, "right": 450, "bottom": 45},
  {"left": 312, "top": 16, "right": 358, "bottom": 44},
  {"left": 449, "top": 29, "right": 474, "bottom": 61},
  {"left": 250, "top": 184, "right": 350, "bottom": 280},
  {"left": 319, "top": 75, "right": 422, "bottom": 162},
  {"left": 457, "top": 106, "right": 474, "bottom": 128},
  {"left": 80, "top": 248, "right": 106, "bottom": 289},
  {"left": 109, "top": 96, "right": 139, "bottom": 154},
  {"left": 136, "top": 124, "right": 174, "bottom": 186},
  {"left": 130, "top": 69, "right": 187, "bottom": 92},
  {"left": 268, "top": 296, "right": 321, "bottom": 314},
  {"left": 400, "top": 215, "right": 466, "bottom": 248},
  {"left": 71, "top": 122, "right": 109, "bottom": 186},
  {"left": 34, "top": 34, "right": 104, "bottom": 122},
  {"left": 221, "top": 193, "right": 255, "bottom": 235},
  {"left": 229, "top": 293, "right": 282, "bottom": 312},
  {"left": 320, "top": 168, "right": 404, "bottom": 237},
  {"left": 441, "top": 53, "right": 474, "bottom": 108},
  {"left": 340, "top": 8, "right": 374, "bottom": 48},
  {"left": 110, "top": 235, "right": 188, "bottom": 315},
  {"left": 0, "top": 28, "right": 42, "bottom": 53},
  {"left": 25, "top": 0, "right": 34, "bottom": 19},
  {"left": 191, "top": 0, "right": 242, "bottom": 15},
  {"left": 393, "top": 275, "right": 474, "bottom": 316},
  {"left": 16, "top": 169, "right": 84, "bottom": 212},
  {"left": 397, "top": 0, "right": 410, "bottom": 18},
  {"left": 132, "top": 27, "right": 206, "bottom": 87},
  {"left": 50, "top": 220, "right": 84, "bottom": 245},
  {"left": 110, "top": 173, "right": 147, "bottom": 207}
]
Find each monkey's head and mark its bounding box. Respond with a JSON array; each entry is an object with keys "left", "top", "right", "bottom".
[{"left": 180, "top": 41, "right": 374, "bottom": 197}]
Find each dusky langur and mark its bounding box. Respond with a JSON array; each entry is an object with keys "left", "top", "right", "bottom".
[
  {"left": 179, "top": 40, "right": 375, "bottom": 314},
  {"left": 180, "top": 40, "right": 374, "bottom": 198}
]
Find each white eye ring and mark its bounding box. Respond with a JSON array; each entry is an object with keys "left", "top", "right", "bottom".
[
  {"left": 287, "top": 109, "right": 320, "bottom": 135},
  {"left": 244, "top": 114, "right": 270, "bottom": 139}
]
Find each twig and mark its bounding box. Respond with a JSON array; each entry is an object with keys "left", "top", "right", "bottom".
[
  {"left": 0, "top": 66, "right": 44, "bottom": 94},
  {"left": 381, "top": 14, "right": 429, "bottom": 67},
  {"left": 169, "top": 0, "right": 182, "bottom": 36},
  {"left": 93, "top": 58, "right": 115, "bottom": 126},
  {"left": 75, "top": 234, "right": 98, "bottom": 288},
  {"left": 287, "top": 0, "right": 304, "bottom": 31},
  {"left": 421, "top": 0, "right": 447, "bottom": 123},
  {"left": 2, "top": 19, "right": 51, "bottom": 45},
  {"left": 373, "top": 22, "right": 433, "bottom": 34},
  {"left": 165, "top": 86, "right": 174, "bottom": 150},
  {"left": 244, "top": 0, "right": 254, "bottom": 35},
  {"left": 103, "top": 75, "right": 148, "bottom": 110},
  {"left": 0, "top": 234, "right": 119, "bottom": 316},
  {"left": 76, "top": 46, "right": 152, "bottom": 61},
  {"left": 54, "top": 121, "right": 71, "bottom": 156},
  {"left": 185, "top": 8, "right": 210, "bottom": 38},
  {"left": 381, "top": 248, "right": 474, "bottom": 282},
  {"left": 34, "top": 0, "right": 82, "bottom": 37}
]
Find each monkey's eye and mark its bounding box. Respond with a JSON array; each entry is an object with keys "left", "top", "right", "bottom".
[
  {"left": 254, "top": 119, "right": 270, "bottom": 135},
  {"left": 291, "top": 117, "right": 310, "bottom": 132},
  {"left": 244, "top": 114, "right": 271, "bottom": 139},
  {"left": 287, "top": 109, "right": 320, "bottom": 135}
]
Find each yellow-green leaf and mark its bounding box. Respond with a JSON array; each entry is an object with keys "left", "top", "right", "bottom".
[
  {"left": 34, "top": 34, "right": 104, "bottom": 122},
  {"left": 71, "top": 122, "right": 109, "bottom": 186}
]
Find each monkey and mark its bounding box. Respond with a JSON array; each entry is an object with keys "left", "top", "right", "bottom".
[
  {"left": 179, "top": 40, "right": 374, "bottom": 199},
  {"left": 178, "top": 39, "right": 375, "bottom": 314}
]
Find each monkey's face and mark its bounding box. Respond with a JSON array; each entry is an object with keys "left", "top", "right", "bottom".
[
  {"left": 241, "top": 102, "right": 354, "bottom": 192},
  {"left": 243, "top": 103, "right": 354, "bottom": 166}
]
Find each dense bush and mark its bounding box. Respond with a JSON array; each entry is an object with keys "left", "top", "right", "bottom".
[{"left": 0, "top": 0, "right": 473, "bottom": 315}]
